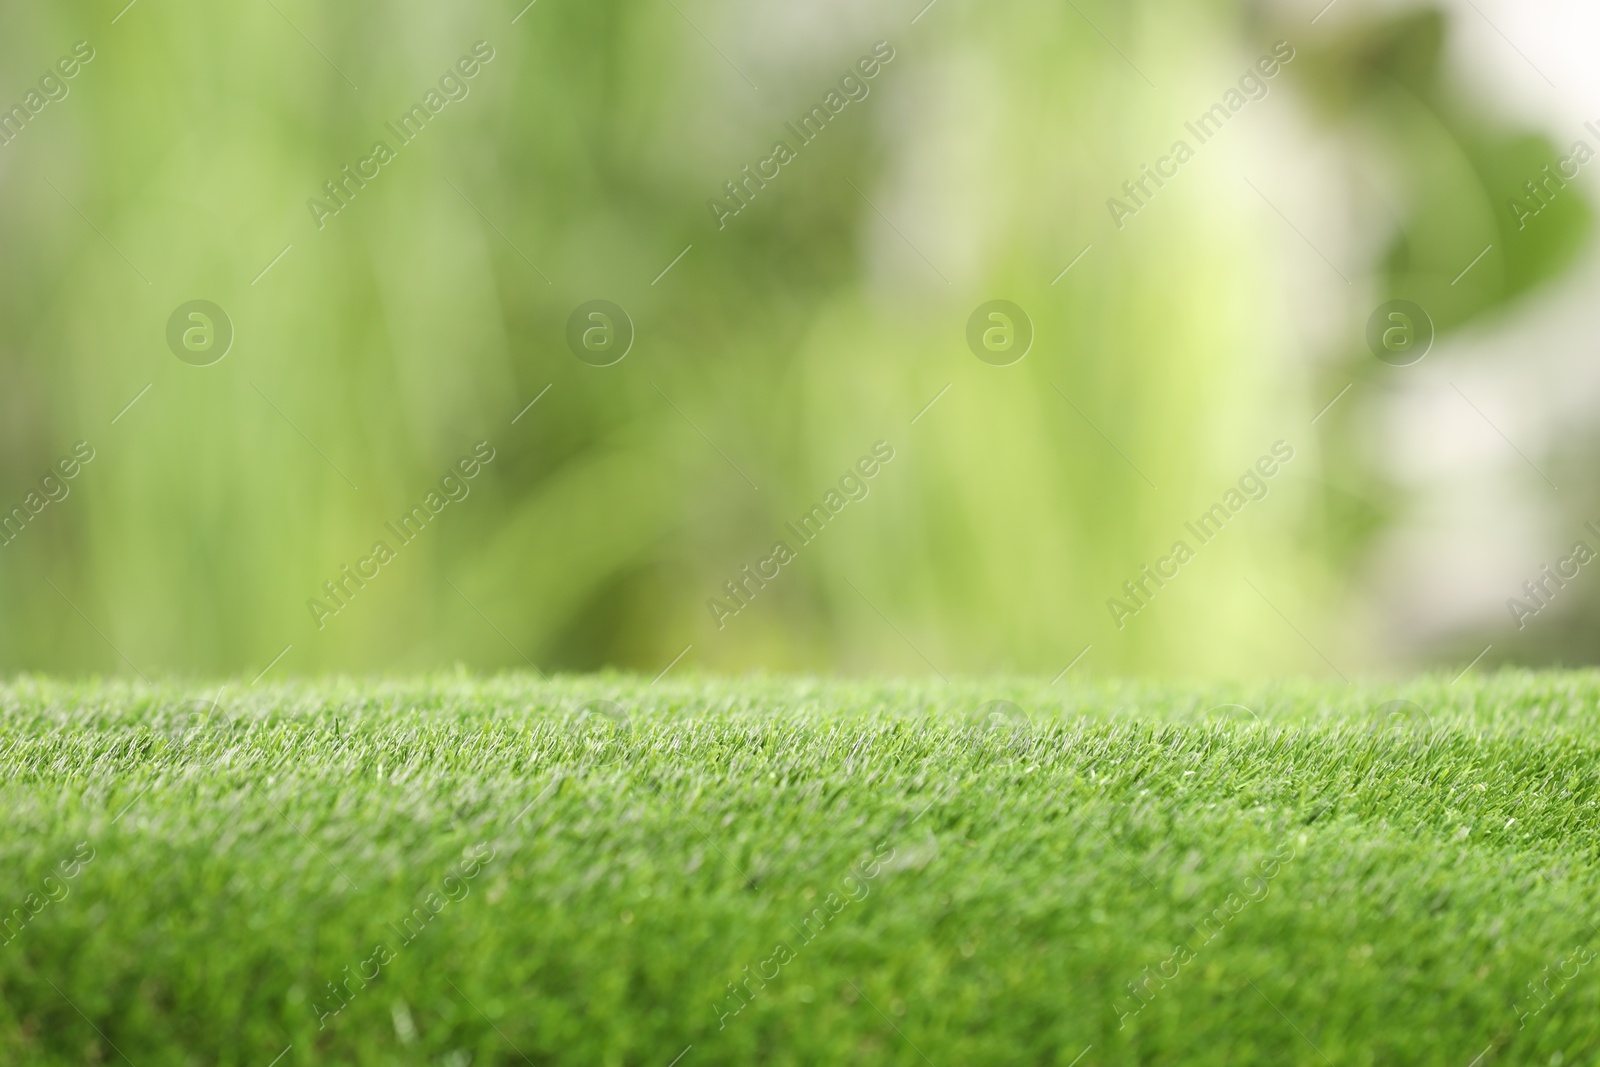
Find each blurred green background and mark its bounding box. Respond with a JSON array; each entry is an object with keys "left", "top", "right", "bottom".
[{"left": 0, "top": 0, "right": 1588, "bottom": 678}]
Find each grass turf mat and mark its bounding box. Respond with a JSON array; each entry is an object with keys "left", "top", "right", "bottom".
[{"left": 2, "top": 672, "right": 1599, "bottom": 1065}]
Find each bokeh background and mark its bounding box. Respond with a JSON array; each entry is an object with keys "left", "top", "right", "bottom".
[{"left": 0, "top": 0, "right": 1594, "bottom": 679}]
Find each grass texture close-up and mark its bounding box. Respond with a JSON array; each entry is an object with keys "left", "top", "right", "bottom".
[{"left": 7, "top": 673, "right": 1600, "bottom": 1066}]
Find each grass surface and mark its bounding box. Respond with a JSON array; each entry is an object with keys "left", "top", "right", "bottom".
[{"left": 3, "top": 672, "right": 1600, "bottom": 1065}]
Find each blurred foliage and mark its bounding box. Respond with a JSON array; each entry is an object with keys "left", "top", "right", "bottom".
[
  {"left": 1298, "top": 8, "right": 1591, "bottom": 645},
  {"left": 1298, "top": 9, "right": 1588, "bottom": 325},
  {"left": 0, "top": 0, "right": 1586, "bottom": 677}
]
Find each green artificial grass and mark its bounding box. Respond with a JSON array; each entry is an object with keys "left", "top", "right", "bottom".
[{"left": 3, "top": 672, "right": 1600, "bottom": 1066}]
